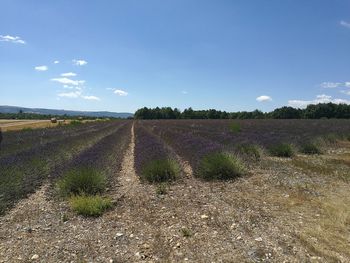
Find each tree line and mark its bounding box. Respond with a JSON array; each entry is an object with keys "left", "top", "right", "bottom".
[{"left": 134, "top": 103, "right": 350, "bottom": 119}]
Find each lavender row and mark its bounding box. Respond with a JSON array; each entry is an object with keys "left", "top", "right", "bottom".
[
  {"left": 134, "top": 123, "right": 177, "bottom": 178},
  {"left": 0, "top": 121, "right": 129, "bottom": 214},
  {"left": 0, "top": 121, "right": 122, "bottom": 166},
  {"left": 52, "top": 121, "right": 132, "bottom": 183},
  {"left": 141, "top": 121, "right": 223, "bottom": 173},
  {"left": 0, "top": 121, "right": 118, "bottom": 159},
  {"left": 143, "top": 119, "right": 350, "bottom": 148}
]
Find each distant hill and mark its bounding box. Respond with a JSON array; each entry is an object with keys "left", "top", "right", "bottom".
[{"left": 0, "top": 105, "right": 133, "bottom": 118}]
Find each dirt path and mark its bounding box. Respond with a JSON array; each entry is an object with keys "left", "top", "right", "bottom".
[{"left": 115, "top": 122, "right": 142, "bottom": 199}]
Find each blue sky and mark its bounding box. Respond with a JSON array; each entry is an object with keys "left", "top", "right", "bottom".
[{"left": 1, "top": 0, "right": 350, "bottom": 113}]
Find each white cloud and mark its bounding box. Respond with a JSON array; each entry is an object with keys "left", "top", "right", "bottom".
[
  {"left": 288, "top": 94, "right": 350, "bottom": 108},
  {"left": 340, "top": 20, "right": 350, "bottom": 29},
  {"left": 51, "top": 77, "right": 85, "bottom": 86},
  {"left": 345, "top": 82, "right": 350, "bottom": 88},
  {"left": 53, "top": 60, "right": 60, "bottom": 64},
  {"left": 0, "top": 35, "right": 26, "bottom": 44},
  {"left": 256, "top": 95, "right": 272, "bottom": 102},
  {"left": 82, "top": 95, "right": 100, "bottom": 101},
  {"left": 61, "top": 72, "right": 77, "bottom": 77},
  {"left": 57, "top": 91, "right": 82, "bottom": 98},
  {"left": 114, "top": 89, "right": 128, "bottom": 96},
  {"left": 320, "top": 82, "right": 342, "bottom": 88},
  {"left": 34, "top": 65, "right": 48, "bottom": 71},
  {"left": 57, "top": 90, "right": 100, "bottom": 101},
  {"left": 73, "top": 59, "right": 88, "bottom": 66}
]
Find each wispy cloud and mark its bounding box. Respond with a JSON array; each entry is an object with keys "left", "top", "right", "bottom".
[
  {"left": 72, "top": 59, "right": 88, "bottom": 66},
  {"left": 63, "top": 85, "right": 75, "bottom": 89},
  {"left": 181, "top": 90, "right": 188, "bottom": 94},
  {"left": 256, "top": 95, "right": 272, "bottom": 102},
  {"left": 114, "top": 89, "right": 128, "bottom": 96},
  {"left": 0, "top": 35, "right": 26, "bottom": 44},
  {"left": 320, "top": 82, "right": 342, "bottom": 88},
  {"left": 53, "top": 60, "right": 60, "bottom": 64},
  {"left": 51, "top": 77, "right": 85, "bottom": 86},
  {"left": 57, "top": 91, "right": 82, "bottom": 98},
  {"left": 61, "top": 72, "right": 77, "bottom": 77},
  {"left": 57, "top": 90, "right": 100, "bottom": 101},
  {"left": 340, "top": 20, "right": 350, "bottom": 29},
  {"left": 34, "top": 65, "right": 48, "bottom": 71},
  {"left": 82, "top": 95, "right": 100, "bottom": 101},
  {"left": 341, "top": 90, "right": 350, "bottom": 95},
  {"left": 288, "top": 94, "right": 350, "bottom": 108}
]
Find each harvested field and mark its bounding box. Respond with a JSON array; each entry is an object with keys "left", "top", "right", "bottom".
[
  {"left": 0, "top": 120, "right": 60, "bottom": 131},
  {"left": 0, "top": 119, "right": 349, "bottom": 262}
]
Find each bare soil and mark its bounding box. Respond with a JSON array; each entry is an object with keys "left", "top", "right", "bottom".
[{"left": 0, "top": 125, "right": 349, "bottom": 262}]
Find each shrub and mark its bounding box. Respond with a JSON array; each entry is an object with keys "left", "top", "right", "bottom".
[
  {"left": 69, "top": 120, "right": 82, "bottom": 126},
  {"left": 237, "top": 144, "right": 261, "bottom": 161},
  {"left": 198, "top": 152, "right": 245, "bottom": 180},
  {"left": 300, "top": 142, "right": 322, "bottom": 155},
  {"left": 141, "top": 159, "right": 180, "bottom": 183},
  {"left": 57, "top": 167, "right": 106, "bottom": 196},
  {"left": 229, "top": 122, "right": 241, "bottom": 133},
  {"left": 269, "top": 143, "right": 294, "bottom": 157},
  {"left": 69, "top": 195, "right": 112, "bottom": 217}
]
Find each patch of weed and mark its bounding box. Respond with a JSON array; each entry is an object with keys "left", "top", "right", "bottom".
[
  {"left": 57, "top": 167, "right": 106, "bottom": 196},
  {"left": 69, "top": 194, "right": 112, "bottom": 217},
  {"left": 269, "top": 143, "right": 294, "bottom": 158},
  {"left": 237, "top": 144, "right": 262, "bottom": 161},
  {"left": 181, "top": 228, "right": 192, "bottom": 238},
  {"left": 156, "top": 183, "right": 168, "bottom": 195},
  {"left": 198, "top": 152, "right": 245, "bottom": 180},
  {"left": 300, "top": 142, "right": 322, "bottom": 155},
  {"left": 142, "top": 159, "right": 180, "bottom": 183},
  {"left": 229, "top": 122, "right": 241, "bottom": 133}
]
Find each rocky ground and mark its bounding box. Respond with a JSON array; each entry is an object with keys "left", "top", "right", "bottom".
[{"left": 0, "top": 127, "right": 349, "bottom": 262}]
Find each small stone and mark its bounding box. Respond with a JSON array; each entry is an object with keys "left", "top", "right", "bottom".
[
  {"left": 255, "top": 237, "right": 263, "bottom": 242},
  {"left": 201, "top": 215, "right": 209, "bottom": 219},
  {"left": 236, "top": 236, "right": 242, "bottom": 240},
  {"left": 31, "top": 254, "right": 39, "bottom": 260},
  {"left": 115, "top": 233, "right": 123, "bottom": 239},
  {"left": 143, "top": 243, "right": 150, "bottom": 249}
]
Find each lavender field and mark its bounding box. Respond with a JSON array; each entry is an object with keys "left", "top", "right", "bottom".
[{"left": 0, "top": 119, "right": 350, "bottom": 262}]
